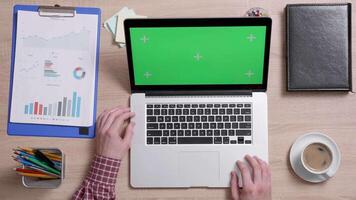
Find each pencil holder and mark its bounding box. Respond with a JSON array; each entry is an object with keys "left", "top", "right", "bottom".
[{"left": 21, "top": 148, "right": 65, "bottom": 189}]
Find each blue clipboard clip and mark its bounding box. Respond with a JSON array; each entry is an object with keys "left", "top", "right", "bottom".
[{"left": 7, "top": 4, "right": 101, "bottom": 138}]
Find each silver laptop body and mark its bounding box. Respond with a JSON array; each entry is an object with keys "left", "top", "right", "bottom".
[{"left": 125, "top": 18, "right": 272, "bottom": 187}]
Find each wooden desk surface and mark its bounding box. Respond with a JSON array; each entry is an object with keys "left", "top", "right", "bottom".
[{"left": 1, "top": 0, "right": 356, "bottom": 199}]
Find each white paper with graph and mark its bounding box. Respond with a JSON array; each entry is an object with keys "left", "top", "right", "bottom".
[{"left": 10, "top": 10, "right": 98, "bottom": 126}]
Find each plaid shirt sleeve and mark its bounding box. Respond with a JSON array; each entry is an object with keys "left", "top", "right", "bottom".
[{"left": 72, "top": 155, "right": 121, "bottom": 200}]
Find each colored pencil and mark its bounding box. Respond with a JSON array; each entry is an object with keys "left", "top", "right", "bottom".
[{"left": 16, "top": 172, "right": 57, "bottom": 179}]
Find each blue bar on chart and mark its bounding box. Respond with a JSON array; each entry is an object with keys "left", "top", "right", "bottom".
[
  {"left": 24, "top": 105, "right": 29, "bottom": 114},
  {"left": 29, "top": 103, "right": 33, "bottom": 114},
  {"left": 76, "top": 97, "right": 81, "bottom": 118},
  {"left": 72, "top": 92, "right": 77, "bottom": 117}
]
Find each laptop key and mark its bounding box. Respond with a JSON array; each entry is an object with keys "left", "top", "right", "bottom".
[
  {"left": 198, "top": 109, "right": 204, "bottom": 115},
  {"left": 179, "top": 116, "right": 186, "bottom": 122},
  {"left": 222, "top": 104, "right": 228, "bottom": 108},
  {"left": 161, "top": 137, "right": 168, "bottom": 144},
  {"left": 221, "top": 130, "right": 227, "bottom": 136},
  {"left": 194, "top": 116, "right": 200, "bottom": 122},
  {"left": 225, "top": 123, "right": 231, "bottom": 129},
  {"left": 147, "top": 109, "right": 153, "bottom": 115},
  {"left": 212, "top": 109, "right": 218, "bottom": 114},
  {"left": 184, "top": 130, "right": 191, "bottom": 136},
  {"left": 223, "top": 137, "right": 230, "bottom": 144},
  {"left": 203, "top": 123, "right": 209, "bottom": 129},
  {"left": 154, "top": 105, "right": 161, "bottom": 108},
  {"left": 188, "top": 123, "right": 195, "bottom": 129},
  {"left": 199, "top": 104, "right": 205, "bottom": 108},
  {"left": 201, "top": 116, "right": 207, "bottom": 122},
  {"left": 154, "top": 137, "right": 160, "bottom": 144},
  {"left": 165, "top": 116, "right": 171, "bottom": 122},
  {"left": 147, "top": 116, "right": 156, "bottom": 122},
  {"left": 177, "top": 104, "right": 183, "bottom": 108},
  {"left": 196, "top": 123, "right": 202, "bottom": 129},
  {"left": 237, "top": 104, "right": 243, "bottom": 107},
  {"left": 147, "top": 123, "right": 158, "bottom": 129},
  {"left": 219, "top": 109, "right": 225, "bottom": 114},
  {"left": 184, "top": 104, "right": 190, "bottom": 108},
  {"left": 176, "top": 109, "right": 182, "bottom": 115},
  {"left": 178, "top": 130, "right": 184, "bottom": 136},
  {"left": 192, "top": 130, "right": 198, "bottom": 136},
  {"left": 236, "top": 130, "right": 251, "bottom": 136},
  {"left": 154, "top": 109, "right": 160, "bottom": 115},
  {"left": 172, "top": 116, "right": 178, "bottom": 122},
  {"left": 146, "top": 104, "right": 153, "bottom": 108},
  {"left": 178, "top": 137, "right": 213, "bottom": 144},
  {"left": 218, "top": 123, "right": 224, "bottom": 129},
  {"left": 227, "top": 109, "right": 232, "bottom": 114},
  {"left": 168, "top": 109, "right": 174, "bottom": 115},
  {"left": 187, "top": 116, "right": 193, "bottom": 122},
  {"left": 208, "top": 116, "right": 215, "bottom": 122},
  {"left": 229, "top": 104, "right": 235, "bottom": 107},
  {"left": 216, "top": 116, "right": 222, "bottom": 122},
  {"left": 245, "top": 116, "right": 251, "bottom": 121},
  {"left": 174, "top": 123, "right": 180, "bottom": 129},
  {"left": 204, "top": 109, "right": 211, "bottom": 115},
  {"left": 190, "top": 109, "right": 196, "bottom": 115},
  {"left": 230, "top": 140, "right": 237, "bottom": 144},
  {"left": 161, "top": 109, "right": 167, "bottom": 115},
  {"left": 163, "top": 130, "right": 169, "bottom": 136},
  {"left": 181, "top": 123, "right": 187, "bottom": 129},
  {"left": 147, "top": 130, "right": 162, "bottom": 136},
  {"left": 169, "top": 104, "right": 175, "bottom": 108},
  {"left": 183, "top": 109, "right": 189, "bottom": 115},
  {"left": 214, "top": 130, "right": 220, "bottom": 136},
  {"left": 240, "top": 123, "right": 251, "bottom": 129},
  {"left": 223, "top": 116, "right": 229, "bottom": 122},
  {"left": 232, "top": 123, "right": 239, "bottom": 129},
  {"left": 207, "top": 104, "right": 213, "bottom": 108},
  {"left": 169, "top": 137, "right": 177, "bottom": 144},
  {"left": 167, "top": 123, "right": 173, "bottom": 129},
  {"left": 237, "top": 116, "right": 244, "bottom": 121},
  {"left": 238, "top": 137, "right": 244, "bottom": 144},
  {"left": 170, "top": 130, "right": 177, "bottom": 136},
  {"left": 162, "top": 104, "right": 168, "bottom": 108},
  {"left": 245, "top": 140, "right": 252, "bottom": 144},
  {"left": 207, "top": 130, "right": 213, "bottom": 136},
  {"left": 199, "top": 130, "right": 206, "bottom": 136},
  {"left": 241, "top": 109, "right": 251, "bottom": 114},
  {"left": 230, "top": 116, "right": 237, "bottom": 121},
  {"left": 228, "top": 130, "right": 235, "bottom": 136},
  {"left": 159, "top": 123, "right": 165, "bottom": 129},
  {"left": 244, "top": 104, "right": 251, "bottom": 107},
  {"left": 147, "top": 137, "right": 153, "bottom": 144},
  {"left": 214, "top": 137, "right": 222, "bottom": 144},
  {"left": 210, "top": 123, "right": 217, "bottom": 129},
  {"left": 192, "top": 104, "right": 198, "bottom": 108},
  {"left": 158, "top": 116, "right": 164, "bottom": 122}
]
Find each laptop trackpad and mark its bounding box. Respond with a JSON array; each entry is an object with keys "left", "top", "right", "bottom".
[{"left": 178, "top": 151, "right": 220, "bottom": 187}]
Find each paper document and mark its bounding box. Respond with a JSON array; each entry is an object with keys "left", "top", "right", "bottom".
[{"left": 10, "top": 10, "right": 98, "bottom": 126}]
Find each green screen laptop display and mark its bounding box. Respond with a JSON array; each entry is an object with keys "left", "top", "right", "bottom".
[{"left": 129, "top": 26, "right": 266, "bottom": 85}]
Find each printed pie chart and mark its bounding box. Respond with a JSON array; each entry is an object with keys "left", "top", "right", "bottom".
[{"left": 73, "top": 67, "right": 86, "bottom": 80}]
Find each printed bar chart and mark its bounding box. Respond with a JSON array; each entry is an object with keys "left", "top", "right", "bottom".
[{"left": 24, "top": 91, "right": 81, "bottom": 118}]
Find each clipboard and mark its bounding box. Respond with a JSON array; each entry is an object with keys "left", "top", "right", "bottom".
[{"left": 7, "top": 5, "right": 101, "bottom": 138}]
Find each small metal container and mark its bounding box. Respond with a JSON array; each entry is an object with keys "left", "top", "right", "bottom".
[{"left": 22, "top": 148, "right": 65, "bottom": 189}]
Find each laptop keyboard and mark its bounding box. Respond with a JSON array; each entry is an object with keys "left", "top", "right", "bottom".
[{"left": 146, "top": 103, "right": 252, "bottom": 145}]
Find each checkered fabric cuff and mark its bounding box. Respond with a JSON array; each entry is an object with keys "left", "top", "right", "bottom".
[{"left": 86, "top": 155, "right": 121, "bottom": 186}]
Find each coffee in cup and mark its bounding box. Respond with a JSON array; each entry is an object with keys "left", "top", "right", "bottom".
[{"left": 301, "top": 142, "right": 333, "bottom": 173}]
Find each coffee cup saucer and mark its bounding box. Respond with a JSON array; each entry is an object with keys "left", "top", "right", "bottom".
[{"left": 289, "top": 132, "right": 341, "bottom": 183}]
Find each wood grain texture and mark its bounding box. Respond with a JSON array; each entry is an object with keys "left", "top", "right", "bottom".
[{"left": 0, "top": 0, "right": 355, "bottom": 199}]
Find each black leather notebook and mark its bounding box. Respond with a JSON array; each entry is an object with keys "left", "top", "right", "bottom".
[{"left": 286, "top": 3, "right": 352, "bottom": 91}]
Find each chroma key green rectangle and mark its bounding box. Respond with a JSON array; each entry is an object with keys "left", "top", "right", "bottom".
[{"left": 130, "top": 26, "right": 266, "bottom": 85}]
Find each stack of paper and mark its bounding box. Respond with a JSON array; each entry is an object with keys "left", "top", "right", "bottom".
[{"left": 104, "top": 7, "right": 147, "bottom": 48}]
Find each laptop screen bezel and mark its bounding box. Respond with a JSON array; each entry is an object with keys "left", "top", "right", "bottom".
[{"left": 124, "top": 18, "right": 271, "bottom": 92}]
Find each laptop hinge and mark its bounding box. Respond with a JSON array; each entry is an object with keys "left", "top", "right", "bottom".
[{"left": 143, "top": 90, "right": 253, "bottom": 96}]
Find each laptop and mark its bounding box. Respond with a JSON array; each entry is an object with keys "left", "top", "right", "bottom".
[{"left": 125, "top": 18, "right": 271, "bottom": 188}]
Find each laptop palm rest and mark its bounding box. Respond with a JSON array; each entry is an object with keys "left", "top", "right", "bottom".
[{"left": 178, "top": 151, "right": 220, "bottom": 187}]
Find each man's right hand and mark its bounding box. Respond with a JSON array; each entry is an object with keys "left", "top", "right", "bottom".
[{"left": 230, "top": 155, "right": 271, "bottom": 200}]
